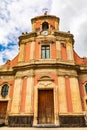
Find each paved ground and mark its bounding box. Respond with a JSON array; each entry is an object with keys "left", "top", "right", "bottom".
[{"left": 0, "top": 127, "right": 87, "bottom": 130}]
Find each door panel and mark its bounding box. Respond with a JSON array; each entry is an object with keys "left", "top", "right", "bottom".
[
  {"left": 0, "top": 101, "right": 8, "bottom": 120},
  {"left": 38, "top": 90, "right": 54, "bottom": 124}
]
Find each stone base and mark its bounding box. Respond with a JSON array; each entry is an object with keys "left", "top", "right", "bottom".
[
  {"left": 59, "top": 115, "right": 85, "bottom": 127},
  {"left": 33, "top": 124, "right": 59, "bottom": 128},
  {"left": 8, "top": 115, "right": 33, "bottom": 127}
]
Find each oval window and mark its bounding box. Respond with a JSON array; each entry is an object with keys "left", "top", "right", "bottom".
[{"left": 1, "top": 84, "right": 9, "bottom": 98}]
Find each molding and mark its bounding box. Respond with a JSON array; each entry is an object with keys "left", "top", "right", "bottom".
[
  {"left": 31, "top": 15, "right": 59, "bottom": 23},
  {"left": 38, "top": 76, "right": 54, "bottom": 82},
  {"left": 18, "top": 32, "right": 37, "bottom": 45},
  {"left": 13, "top": 61, "right": 80, "bottom": 72},
  {"left": 40, "top": 39, "right": 55, "bottom": 44},
  {"left": 54, "top": 31, "right": 74, "bottom": 38},
  {"left": 59, "top": 113, "right": 83, "bottom": 116},
  {"left": 19, "top": 32, "right": 37, "bottom": 40},
  {"left": 54, "top": 31, "right": 74, "bottom": 44}
]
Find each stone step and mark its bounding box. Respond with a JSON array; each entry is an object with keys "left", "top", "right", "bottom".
[{"left": 33, "top": 124, "right": 59, "bottom": 128}]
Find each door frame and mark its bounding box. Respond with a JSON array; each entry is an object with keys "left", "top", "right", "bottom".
[{"left": 33, "top": 80, "right": 60, "bottom": 126}]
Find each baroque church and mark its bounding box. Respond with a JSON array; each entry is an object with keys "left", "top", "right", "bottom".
[{"left": 0, "top": 12, "right": 87, "bottom": 127}]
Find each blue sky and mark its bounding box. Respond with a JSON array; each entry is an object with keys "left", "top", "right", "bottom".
[{"left": 0, "top": 0, "right": 87, "bottom": 65}]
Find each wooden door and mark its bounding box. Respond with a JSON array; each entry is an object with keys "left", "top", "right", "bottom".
[
  {"left": 0, "top": 101, "right": 8, "bottom": 120},
  {"left": 38, "top": 90, "right": 54, "bottom": 124}
]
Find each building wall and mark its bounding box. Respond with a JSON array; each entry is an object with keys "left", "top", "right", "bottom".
[{"left": 0, "top": 14, "right": 87, "bottom": 127}]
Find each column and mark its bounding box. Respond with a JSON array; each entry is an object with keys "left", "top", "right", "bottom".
[
  {"left": 20, "top": 77, "right": 27, "bottom": 113},
  {"left": 58, "top": 76, "right": 67, "bottom": 113},
  {"left": 33, "top": 86, "right": 38, "bottom": 126},
  {"left": 32, "top": 22, "right": 36, "bottom": 32},
  {"left": 70, "top": 77, "right": 82, "bottom": 113},
  {"left": 25, "top": 77, "right": 34, "bottom": 114},
  {"left": 11, "top": 78, "right": 22, "bottom": 113},
  {"left": 56, "top": 41, "right": 61, "bottom": 60},
  {"left": 61, "top": 43, "right": 67, "bottom": 61},
  {"left": 30, "top": 41, "right": 35, "bottom": 60},
  {"left": 66, "top": 42, "right": 74, "bottom": 61},
  {"left": 18, "top": 43, "right": 25, "bottom": 62},
  {"left": 54, "top": 83, "right": 60, "bottom": 126},
  {"left": 65, "top": 77, "right": 73, "bottom": 112},
  {"left": 25, "top": 43, "right": 31, "bottom": 62},
  {"left": 55, "top": 21, "right": 59, "bottom": 30},
  {"left": 52, "top": 43, "right": 56, "bottom": 59}
]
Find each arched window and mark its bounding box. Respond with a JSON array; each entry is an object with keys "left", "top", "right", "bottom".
[
  {"left": 42, "top": 22, "right": 49, "bottom": 31},
  {"left": 85, "top": 83, "right": 87, "bottom": 94},
  {"left": 1, "top": 84, "right": 9, "bottom": 98}
]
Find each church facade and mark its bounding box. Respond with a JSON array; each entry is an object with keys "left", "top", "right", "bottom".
[{"left": 0, "top": 13, "right": 87, "bottom": 127}]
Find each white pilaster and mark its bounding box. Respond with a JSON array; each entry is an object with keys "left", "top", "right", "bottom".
[
  {"left": 58, "top": 76, "right": 67, "bottom": 113},
  {"left": 11, "top": 78, "right": 22, "bottom": 113},
  {"left": 25, "top": 77, "right": 34, "bottom": 114},
  {"left": 70, "top": 77, "right": 82, "bottom": 113}
]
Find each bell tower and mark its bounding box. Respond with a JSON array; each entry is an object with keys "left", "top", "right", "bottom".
[{"left": 31, "top": 12, "right": 60, "bottom": 35}]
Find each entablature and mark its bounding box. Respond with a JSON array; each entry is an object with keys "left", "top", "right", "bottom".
[
  {"left": 15, "top": 69, "right": 35, "bottom": 78},
  {"left": 54, "top": 31, "right": 74, "bottom": 44},
  {"left": 18, "top": 32, "right": 37, "bottom": 45},
  {"left": 13, "top": 59, "right": 79, "bottom": 74},
  {"left": 57, "top": 71, "right": 78, "bottom": 77},
  {"left": 31, "top": 15, "right": 59, "bottom": 23},
  {"left": 80, "top": 65, "right": 87, "bottom": 70},
  {"left": 78, "top": 65, "right": 87, "bottom": 74},
  {"left": 0, "top": 65, "right": 15, "bottom": 76},
  {"left": 0, "top": 75, "right": 14, "bottom": 80},
  {"left": 37, "top": 36, "right": 56, "bottom": 44}
]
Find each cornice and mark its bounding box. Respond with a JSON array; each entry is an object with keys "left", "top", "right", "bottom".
[
  {"left": 18, "top": 30, "right": 74, "bottom": 45},
  {"left": 13, "top": 61, "right": 79, "bottom": 72},
  {"left": 19, "top": 38, "right": 35, "bottom": 45},
  {"left": 18, "top": 32, "right": 37, "bottom": 45},
  {"left": 75, "top": 64, "right": 87, "bottom": 75},
  {"left": 54, "top": 31, "right": 74, "bottom": 43},
  {"left": 15, "top": 71, "right": 35, "bottom": 79},
  {"left": 0, "top": 66, "right": 17, "bottom": 76},
  {"left": 31, "top": 15, "right": 59, "bottom": 23},
  {"left": 0, "top": 62, "right": 86, "bottom": 76},
  {"left": 54, "top": 31, "right": 73, "bottom": 37},
  {"left": 0, "top": 71, "right": 15, "bottom": 76}
]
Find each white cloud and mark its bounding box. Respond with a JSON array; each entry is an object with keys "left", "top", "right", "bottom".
[
  {"left": 50, "top": 0, "right": 87, "bottom": 57},
  {"left": 0, "top": 0, "right": 87, "bottom": 65},
  {"left": 0, "top": 0, "right": 52, "bottom": 43},
  {"left": 0, "top": 0, "right": 52, "bottom": 65},
  {"left": 0, "top": 53, "right": 5, "bottom": 65}
]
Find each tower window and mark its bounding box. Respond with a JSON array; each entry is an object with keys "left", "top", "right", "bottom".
[
  {"left": 85, "top": 83, "right": 87, "bottom": 94},
  {"left": 41, "top": 45, "right": 50, "bottom": 59},
  {"left": 86, "top": 100, "right": 87, "bottom": 105},
  {"left": 1, "top": 84, "right": 9, "bottom": 98},
  {"left": 42, "top": 22, "right": 49, "bottom": 31}
]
